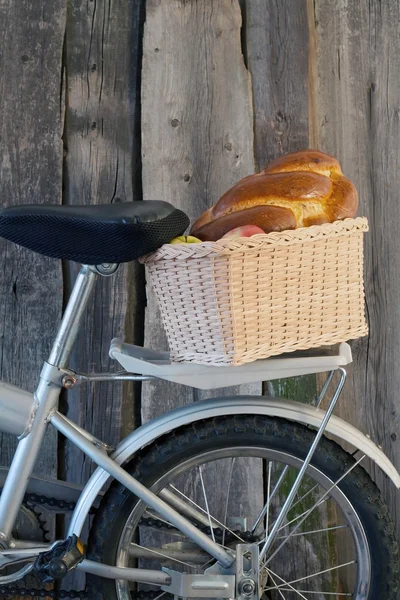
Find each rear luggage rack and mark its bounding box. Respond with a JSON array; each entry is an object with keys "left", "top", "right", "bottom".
[{"left": 109, "top": 339, "right": 352, "bottom": 390}]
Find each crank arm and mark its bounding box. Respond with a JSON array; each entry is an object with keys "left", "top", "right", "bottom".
[
  {"left": 0, "top": 555, "right": 35, "bottom": 572},
  {"left": 0, "top": 541, "right": 57, "bottom": 569},
  {"left": 0, "top": 563, "right": 34, "bottom": 584}
]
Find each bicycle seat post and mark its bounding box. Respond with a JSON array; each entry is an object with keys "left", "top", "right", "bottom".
[{"left": 47, "top": 264, "right": 100, "bottom": 368}]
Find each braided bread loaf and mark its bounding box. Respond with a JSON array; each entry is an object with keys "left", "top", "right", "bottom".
[{"left": 190, "top": 150, "right": 358, "bottom": 241}]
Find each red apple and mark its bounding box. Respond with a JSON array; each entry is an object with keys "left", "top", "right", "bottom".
[{"left": 221, "top": 225, "right": 265, "bottom": 240}]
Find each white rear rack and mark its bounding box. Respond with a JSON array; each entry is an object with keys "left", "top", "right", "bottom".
[{"left": 109, "top": 339, "right": 353, "bottom": 391}]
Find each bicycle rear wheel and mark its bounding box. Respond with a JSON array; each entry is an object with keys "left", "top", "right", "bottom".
[{"left": 87, "top": 415, "right": 399, "bottom": 599}]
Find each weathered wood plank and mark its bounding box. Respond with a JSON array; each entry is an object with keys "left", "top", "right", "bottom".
[
  {"left": 244, "top": 0, "right": 310, "bottom": 167},
  {"left": 61, "top": 0, "right": 145, "bottom": 590},
  {"left": 0, "top": 2, "right": 66, "bottom": 597},
  {"left": 141, "top": 0, "right": 263, "bottom": 562},
  {"left": 0, "top": 0, "right": 65, "bottom": 495},
  {"left": 314, "top": 0, "right": 400, "bottom": 533},
  {"left": 63, "top": 0, "right": 145, "bottom": 483}
]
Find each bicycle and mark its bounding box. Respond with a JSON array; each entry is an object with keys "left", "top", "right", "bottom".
[{"left": 0, "top": 200, "right": 398, "bottom": 599}]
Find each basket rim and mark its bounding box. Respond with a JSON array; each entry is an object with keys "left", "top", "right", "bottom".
[{"left": 140, "top": 216, "right": 369, "bottom": 263}]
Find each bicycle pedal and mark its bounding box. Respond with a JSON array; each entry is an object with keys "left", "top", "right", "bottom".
[{"left": 33, "top": 535, "right": 85, "bottom": 583}]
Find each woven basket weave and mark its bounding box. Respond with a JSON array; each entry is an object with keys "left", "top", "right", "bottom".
[{"left": 140, "top": 217, "right": 369, "bottom": 366}]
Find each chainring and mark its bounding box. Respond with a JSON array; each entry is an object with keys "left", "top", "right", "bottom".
[{"left": 13, "top": 504, "right": 48, "bottom": 544}]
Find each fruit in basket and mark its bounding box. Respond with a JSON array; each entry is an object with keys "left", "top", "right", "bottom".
[
  {"left": 221, "top": 225, "right": 265, "bottom": 240},
  {"left": 169, "top": 235, "right": 202, "bottom": 244},
  {"left": 190, "top": 149, "right": 358, "bottom": 241}
]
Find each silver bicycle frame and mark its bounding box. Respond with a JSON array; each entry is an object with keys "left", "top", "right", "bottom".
[{"left": 0, "top": 265, "right": 234, "bottom": 573}]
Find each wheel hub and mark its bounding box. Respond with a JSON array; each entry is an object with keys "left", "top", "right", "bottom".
[{"left": 238, "top": 577, "right": 257, "bottom": 597}]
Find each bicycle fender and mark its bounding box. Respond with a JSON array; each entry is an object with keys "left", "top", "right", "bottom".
[{"left": 68, "top": 395, "right": 400, "bottom": 537}]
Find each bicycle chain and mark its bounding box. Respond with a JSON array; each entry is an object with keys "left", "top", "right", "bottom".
[
  {"left": 0, "top": 587, "right": 88, "bottom": 599},
  {"left": 0, "top": 491, "right": 88, "bottom": 599},
  {"left": 24, "top": 500, "right": 51, "bottom": 543},
  {"left": 23, "top": 493, "right": 79, "bottom": 515},
  {"left": 0, "top": 586, "right": 165, "bottom": 599}
]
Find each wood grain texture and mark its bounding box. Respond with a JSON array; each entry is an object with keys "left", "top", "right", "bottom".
[
  {"left": 62, "top": 0, "right": 145, "bottom": 486},
  {"left": 244, "top": 0, "right": 310, "bottom": 169},
  {"left": 0, "top": 2, "right": 66, "bottom": 596},
  {"left": 314, "top": 0, "right": 400, "bottom": 533},
  {"left": 0, "top": 0, "right": 65, "bottom": 480},
  {"left": 61, "top": 1, "right": 145, "bottom": 590},
  {"left": 245, "top": 0, "right": 317, "bottom": 403},
  {"left": 141, "top": 0, "right": 262, "bottom": 556}
]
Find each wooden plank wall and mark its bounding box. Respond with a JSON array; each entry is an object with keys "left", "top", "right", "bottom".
[{"left": 1, "top": 2, "right": 400, "bottom": 595}]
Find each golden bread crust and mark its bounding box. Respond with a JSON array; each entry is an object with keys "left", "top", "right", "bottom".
[{"left": 190, "top": 150, "right": 358, "bottom": 241}]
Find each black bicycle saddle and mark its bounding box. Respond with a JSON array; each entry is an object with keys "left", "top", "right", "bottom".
[{"left": 0, "top": 201, "right": 189, "bottom": 265}]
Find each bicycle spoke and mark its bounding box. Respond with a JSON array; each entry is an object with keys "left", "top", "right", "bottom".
[
  {"left": 150, "top": 592, "right": 168, "bottom": 600},
  {"left": 264, "top": 561, "right": 356, "bottom": 592},
  {"left": 266, "top": 567, "right": 308, "bottom": 600},
  {"left": 197, "top": 465, "right": 215, "bottom": 542},
  {"left": 288, "top": 482, "right": 320, "bottom": 511},
  {"left": 276, "top": 524, "right": 347, "bottom": 540},
  {"left": 128, "top": 542, "right": 198, "bottom": 568},
  {"left": 160, "top": 487, "right": 220, "bottom": 529},
  {"left": 266, "top": 482, "right": 320, "bottom": 532},
  {"left": 198, "top": 465, "right": 215, "bottom": 543},
  {"left": 251, "top": 464, "right": 289, "bottom": 533},
  {"left": 264, "top": 456, "right": 365, "bottom": 565},
  {"left": 275, "top": 498, "right": 330, "bottom": 534},
  {"left": 266, "top": 568, "right": 288, "bottom": 600},
  {"left": 274, "top": 592, "right": 352, "bottom": 597},
  {"left": 168, "top": 484, "right": 246, "bottom": 543},
  {"left": 221, "top": 457, "right": 235, "bottom": 547},
  {"left": 264, "top": 461, "right": 273, "bottom": 541}
]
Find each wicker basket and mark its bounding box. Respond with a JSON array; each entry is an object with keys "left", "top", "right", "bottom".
[{"left": 140, "top": 217, "right": 369, "bottom": 366}]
